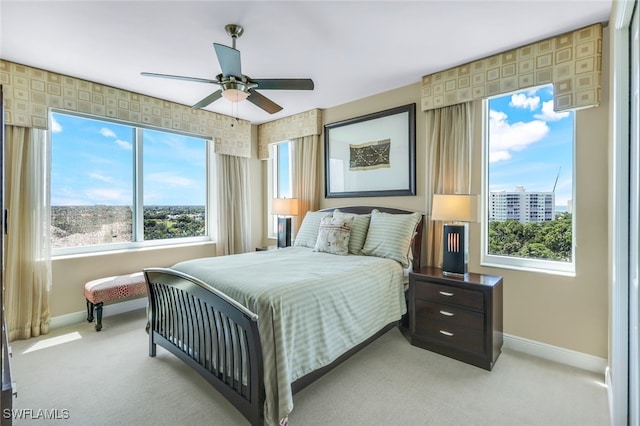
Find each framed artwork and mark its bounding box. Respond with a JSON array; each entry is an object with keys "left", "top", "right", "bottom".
[{"left": 324, "top": 103, "right": 416, "bottom": 198}]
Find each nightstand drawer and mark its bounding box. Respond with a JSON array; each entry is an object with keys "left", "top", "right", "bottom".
[
  {"left": 414, "top": 281, "right": 484, "bottom": 311},
  {"left": 414, "top": 319, "right": 484, "bottom": 354},
  {"left": 414, "top": 300, "right": 484, "bottom": 331}
]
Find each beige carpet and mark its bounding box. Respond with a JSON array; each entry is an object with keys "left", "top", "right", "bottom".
[{"left": 7, "top": 309, "right": 610, "bottom": 425}]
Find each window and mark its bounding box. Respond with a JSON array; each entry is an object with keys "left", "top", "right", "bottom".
[
  {"left": 50, "top": 111, "right": 211, "bottom": 254},
  {"left": 268, "top": 141, "right": 293, "bottom": 237},
  {"left": 482, "top": 85, "right": 575, "bottom": 275}
]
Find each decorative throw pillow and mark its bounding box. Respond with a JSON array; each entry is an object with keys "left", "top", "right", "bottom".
[
  {"left": 313, "top": 216, "right": 354, "bottom": 256},
  {"left": 361, "top": 209, "right": 422, "bottom": 267},
  {"left": 294, "top": 211, "right": 332, "bottom": 248},
  {"left": 333, "top": 210, "right": 371, "bottom": 255}
]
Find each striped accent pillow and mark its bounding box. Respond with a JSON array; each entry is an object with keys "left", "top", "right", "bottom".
[
  {"left": 294, "top": 211, "right": 332, "bottom": 248},
  {"left": 333, "top": 210, "right": 371, "bottom": 255},
  {"left": 361, "top": 209, "right": 421, "bottom": 267},
  {"left": 313, "top": 216, "right": 354, "bottom": 256}
]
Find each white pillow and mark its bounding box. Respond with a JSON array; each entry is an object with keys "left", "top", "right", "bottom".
[
  {"left": 333, "top": 210, "right": 371, "bottom": 255},
  {"left": 294, "top": 211, "right": 332, "bottom": 248},
  {"left": 313, "top": 215, "right": 354, "bottom": 256},
  {"left": 361, "top": 209, "right": 421, "bottom": 268}
]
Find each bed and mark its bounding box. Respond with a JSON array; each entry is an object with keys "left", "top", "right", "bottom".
[{"left": 144, "top": 206, "right": 424, "bottom": 425}]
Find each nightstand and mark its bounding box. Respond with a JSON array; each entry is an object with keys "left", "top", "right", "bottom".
[{"left": 408, "top": 267, "right": 503, "bottom": 370}]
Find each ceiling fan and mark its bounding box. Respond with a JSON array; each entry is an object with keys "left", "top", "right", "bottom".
[{"left": 141, "top": 24, "right": 314, "bottom": 114}]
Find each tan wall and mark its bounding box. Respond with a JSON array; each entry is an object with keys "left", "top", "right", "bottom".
[
  {"left": 469, "top": 80, "right": 609, "bottom": 358},
  {"left": 321, "top": 83, "right": 427, "bottom": 215},
  {"left": 311, "top": 35, "right": 609, "bottom": 358},
  {"left": 52, "top": 243, "right": 215, "bottom": 317}
]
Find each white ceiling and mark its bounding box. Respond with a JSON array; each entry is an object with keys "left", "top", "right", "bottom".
[{"left": 0, "top": 0, "right": 612, "bottom": 125}]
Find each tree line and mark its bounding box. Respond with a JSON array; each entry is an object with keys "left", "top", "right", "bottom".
[{"left": 487, "top": 212, "right": 572, "bottom": 261}]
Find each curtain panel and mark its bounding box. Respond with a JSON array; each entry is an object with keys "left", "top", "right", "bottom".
[
  {"left": 5, "top": 126, "right": 52, "bottom": 341},
  {"left": 215, "top": 153, "right": 251, "bottom": 256},
  {"left": 425, "top": 102, "right": 474, "bottom": 268},
  {"left": 292, "top": 135, "right": 320, "bottom": 233}
]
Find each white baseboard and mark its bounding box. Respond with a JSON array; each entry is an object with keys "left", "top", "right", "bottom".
[
  {"left": 50, "top": 298, "right": 147, "bottom": 330},
  {"left": 504, "top": 333, "right": 607, "bottom": 375}
]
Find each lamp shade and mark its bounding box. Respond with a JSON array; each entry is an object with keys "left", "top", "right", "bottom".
[
  {"left": 431, "top": 194, "right": 478, "bottom": 222},
  {"left": 272, "top": 198, "right": 299, "bottom": 216}
]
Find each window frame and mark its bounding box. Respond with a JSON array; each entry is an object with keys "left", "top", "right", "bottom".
[
  {"left": 480, "top": 89, "right": 577, "bottom": 277},
  {"left": 50, "top": 109, "right": 215, "bottom": 257},
  {"left": 267, "top": 141, "right": 294, "bottom": 239}
]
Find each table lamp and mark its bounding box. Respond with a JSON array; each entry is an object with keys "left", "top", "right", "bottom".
[
  {"left": 431, "top": 194, "right": 478, "bottom": 275},
  {"left": 272, "top": 198, "right": 299, "bottom": 248}
]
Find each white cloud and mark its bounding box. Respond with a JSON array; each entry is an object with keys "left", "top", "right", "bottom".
[
  {"left": 534, "top": 100, "right": 570, "bottom": 122},
  {"left": 146, "top": 173, "right": 195, "bottom": 188},
  {"left": 509, "top": 93, "right": 540, "bottom": 110},
  {"left": 100, "top": 128, "right": 116, "bottom": 138},
  {"left": 51, "top": 116, "right": 62, "bottom": 133},
  {"left": 115, "top": 139, "right": 132, "bottom": 150},
  {"left": 88, "top": 173, "right": 113, "bottom": 183},
  {"left": 489, "top": 109, "right": 549, "bottom": 163}
]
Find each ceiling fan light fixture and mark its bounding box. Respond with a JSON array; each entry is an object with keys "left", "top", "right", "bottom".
[{"left": 222, "top": 87, "right": 250, "bottom": 103}]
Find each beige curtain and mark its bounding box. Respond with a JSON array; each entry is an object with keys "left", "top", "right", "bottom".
[
  {"left": 425, "top": 102, "right": 474, "bottom": 267},
  {"left": 5, "top": 126, "right": 52, "bottom": 341},
  {"left": 215, "top": 153, "right": 250, "bottom": 256},
  {"left": 292, "top": 135, "right": 320, "bottom": 234}
]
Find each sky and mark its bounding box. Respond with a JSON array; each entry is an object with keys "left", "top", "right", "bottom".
[
  {"left": 488, "top": 84, "right": 574, "bottom": 209},
  {"left": 50, "top": 112, "right": 207, "bottom": 206}
]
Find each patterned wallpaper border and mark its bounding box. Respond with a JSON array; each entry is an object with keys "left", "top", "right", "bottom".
[
  {"left": 257, "top": 108, "right": 322, "bottom": 159},
  {"left": 421, "top": 23, "right": 602, "bottom": 112},
  {"left": 0, "top": 60, "right": 252, "bottom": 158}
]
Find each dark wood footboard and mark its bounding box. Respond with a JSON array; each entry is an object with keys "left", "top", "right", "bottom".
[{"left": 144, "top": 268, "right": 265, "bottom": 426}]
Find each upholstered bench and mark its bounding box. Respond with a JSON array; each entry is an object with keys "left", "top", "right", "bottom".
[{"left": 84, "top": 271, "right": 147, "bottom": 331}]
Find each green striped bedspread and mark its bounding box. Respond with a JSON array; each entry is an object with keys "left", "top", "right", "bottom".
[{"left": 171, "top": 246, "right": 406, "bottom": 426}]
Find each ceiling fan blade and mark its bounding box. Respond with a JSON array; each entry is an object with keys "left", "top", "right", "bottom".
[
  {"left": 247, "top": 91, "right": 283, "bottom": 114},
  {"left": 141, "top": 72, "right": 219, "bottom": 85},
  {"left": 191, "top": 90, "right": 223, "bottom": 109},
  {"left": 213, "top": 43, "right": 242, "bottom": 77},
  {"left": 252, "top": 79, "right": 314, "bottom": 90}
]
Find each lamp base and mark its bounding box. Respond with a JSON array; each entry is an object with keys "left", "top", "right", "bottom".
[
  {"left": 442, "top": 223, "right": 468, "bottom": 275},
  {"left": 277, "top": 217, "right": 292, "bottom": 248}
]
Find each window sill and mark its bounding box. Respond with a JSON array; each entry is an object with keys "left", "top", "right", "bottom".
[
  {"left": 53, "top": 240, "right": 215, "bottom": 261},
  {"left": 480, "top": 261, "right": 576, "bottom": 278}
]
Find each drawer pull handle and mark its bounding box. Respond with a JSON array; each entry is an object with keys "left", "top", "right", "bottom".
[
  {"left": 439, "top": 330, "right": 454, "bottom": 337},
  {"left": 439, "top": 291, "right": 455, "bottom": 297},
  {"left": 439, "top": 310, "right": 454, "bottom": 317}
]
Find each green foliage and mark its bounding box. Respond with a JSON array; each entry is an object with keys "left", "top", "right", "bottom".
[
  {"left": 488, "top": 212, "right": 572, "bottom": 262},
  {"left": 143, "top": 207, "right": 205, "bottom": 240}
]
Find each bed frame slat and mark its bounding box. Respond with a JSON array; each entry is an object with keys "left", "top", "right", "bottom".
[{"left": 145, "top": 268, "right": 265, "bottom": 426}]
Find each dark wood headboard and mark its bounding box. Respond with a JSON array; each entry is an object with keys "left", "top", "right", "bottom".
[{"left": 319, "top": 206, "right": 424, "bottom": 271}]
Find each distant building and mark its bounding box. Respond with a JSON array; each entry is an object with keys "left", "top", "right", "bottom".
[{"left": 489, "top": 186, "right": 555, "bottom": 223}]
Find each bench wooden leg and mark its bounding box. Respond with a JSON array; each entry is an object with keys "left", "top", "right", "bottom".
[
  {"left": 95, "top": 302, "right": 104, "bottom": 331},
  {"left": 86, "top": 299, "right": 94, "bottom": 322}
]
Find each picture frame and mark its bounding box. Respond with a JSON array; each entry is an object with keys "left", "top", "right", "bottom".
[{"left": 324, "top": 103, "right": 416, "bottom": 198}]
